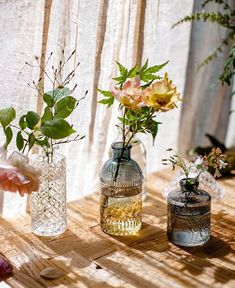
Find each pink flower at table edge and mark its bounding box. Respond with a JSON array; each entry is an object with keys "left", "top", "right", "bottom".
[
  {"left": 111, "top": 77, "right": 146, "bottom": 110},
  {"left": 0, "top": 148, "right": 41, "bottom": 197},
  {"left": 143, "top": 73, "right": 181, "bottom": 112}
]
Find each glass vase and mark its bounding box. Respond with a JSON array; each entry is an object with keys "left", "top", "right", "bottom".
[
  {"left": 167, "top": 178, "right": 211, "bottom": 247},
  {"left": 109, "top": 136, "right": 147, "bottom": 201},
  {"left": 30, "top": 153, "right": 67, "bottom": 236},
  {"left": 100, "top": 142, "right": 143, "bottom": 236}
]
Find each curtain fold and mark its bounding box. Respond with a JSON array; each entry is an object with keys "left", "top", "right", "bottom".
[{"left": 0, "top": 0, "right": 233, "bottom": 218}]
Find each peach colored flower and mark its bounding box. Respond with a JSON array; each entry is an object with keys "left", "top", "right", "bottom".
[
  {"left": 0, "top": 149, "right": 41, "bottom": 196},
  {"left": 143, "top": 73, "right": 181, "bottom": 112},
  {"left": 112, "top": 77, "right": 146, "bottom": 110}
]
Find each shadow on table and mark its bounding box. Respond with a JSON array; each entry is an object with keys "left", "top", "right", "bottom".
[
  {"left": 107, "top": 222, "right": 170, "bottom": 252},
  {"left": 173, "top": 211, "right": 235, "bottom": 284},
  {"left": 0, "top": 217, "right": 122, "bottom": 288}
]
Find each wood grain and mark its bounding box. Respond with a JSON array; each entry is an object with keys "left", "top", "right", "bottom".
[{"left": 1, "top": 170, "right": 235, "bottom": 287}]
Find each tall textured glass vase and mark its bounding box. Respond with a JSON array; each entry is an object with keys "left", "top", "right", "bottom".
[
  {"left": 30, "top": 153, "right": 67, "bottom": 236},
  {"left": 100, "top": 142, "right": 143, "bottom": 236},
  {"left": 167, "top": 178, "right": 211, "bottom": 247}
]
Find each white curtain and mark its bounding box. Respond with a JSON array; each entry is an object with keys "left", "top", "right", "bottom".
[{"left": 0, "top": 0, "right": 233, "bottom": 217}]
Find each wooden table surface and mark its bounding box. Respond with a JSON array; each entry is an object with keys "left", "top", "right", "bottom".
[{"left": 0, "top": 170, "right": 235, "bottom": 288}]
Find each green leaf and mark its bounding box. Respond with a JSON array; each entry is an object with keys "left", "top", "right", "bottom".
[
  {"left": 43, "top": 87, "right": 71, "bottom": 107},
  {"left": 16, "top": 131, "right": 24, "bottom": 151},
  {"left": 43, "top": 92, "right": 54, "bottom": 107},
  {"left": 53, "top": 87, "right": 71, "bottom": 102},
  {"left": 37, "top": 137, "right": 50, "bottom": 147},
  {"left": 5, "top": 126, "right": 13, "bottom": 147},
  {"left": 0, "top": 107, "right": 16, "bottom": 128},
  {"left": 40, "top": 119, "right": 75, "bottom": 139},
  {"left": 145, "top": 61, "right": 169, "bottom": 73},
  {"left": 127, "top": 65, "right": 138, "bottom": 78},
  {"left": 19, "top": 115, "right": 27, "bottom": 130},
  {"left": 55, "top": 96, "right": 77, "bottom": 119},
  {"left": 98, "top": 97, "right": 114, "bottom": 107},
  {"left": 112, "top": 76, "right": 123, "bottom": 82},
  {"left": 150, "top": 120, "right": 160, "bottom": 144},
  {"left": 140, "top": 59, "right": 149, "bottom": 72},
  {"left": 116, "top": 61, "right": 127, "bottom": 76},
  {"left": 97, "top": 89, "right": 113, "bottom": 98},
  {"left": 41, "top": 106, "right": 53, "bottom": 124},
  {"left": 26, "top": 111, "right": 40, "bottom": 129},
  {"left": 28, "top": 133, "right": 35, "bottom": 151}
]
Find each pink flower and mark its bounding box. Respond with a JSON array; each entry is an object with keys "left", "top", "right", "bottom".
[
  {"left": 0, "top": 149, "right": 41, "bottom": 196},
  {"left": 112, "top": 77, "right": 146, "bottom": 110}
]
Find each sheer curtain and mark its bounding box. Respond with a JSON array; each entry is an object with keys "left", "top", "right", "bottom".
[{"left": 0, "top": 0, "right": 233, "bottom": 218}]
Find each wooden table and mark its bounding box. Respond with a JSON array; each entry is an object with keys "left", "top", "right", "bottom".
[{"left": 1, "top": 170, "right": 235, "bottom": 288}]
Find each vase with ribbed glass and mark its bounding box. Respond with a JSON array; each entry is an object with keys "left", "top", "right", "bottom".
[
  {"left": 100, "top": 142, "right": 143, "bottom": 236},
  {"left": 30, "top": 153, "right": 67, "bottom": 236},
  {"left": 109, "top": 133, "right": 147, "bottom": 201},
  {"left": 167, "top": 178, "right": 211, "bottom": 247}
]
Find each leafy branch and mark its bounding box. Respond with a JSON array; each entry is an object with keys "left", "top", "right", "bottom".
[
  {"left": 172, "top": 0, "right": 235, "bottom": 86},
  {"left": 0, "top": 51, "right": 86, "bottom": 162}
]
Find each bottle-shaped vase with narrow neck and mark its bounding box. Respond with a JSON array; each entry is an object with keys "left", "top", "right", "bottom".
[
  {"left": 100, "top": 142, "right": 143, "bottom": 236},
  {"left": 167, "top": 178, "right": 211, "bottom": 247},
  {"left": 109, "top": 132, "right": 147, "bottom": 200}
]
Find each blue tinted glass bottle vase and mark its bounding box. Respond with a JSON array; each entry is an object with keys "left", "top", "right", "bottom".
[{"left": 100, "top": 142, "right": 143, "bottom": 236}]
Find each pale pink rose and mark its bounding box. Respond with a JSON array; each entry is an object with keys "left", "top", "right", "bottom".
[
  {"left": 112, "top": 77, "right": 146, "bottom": 110},
  {"left": 0, "top": 149, "right": 41, "bottom": 196}
]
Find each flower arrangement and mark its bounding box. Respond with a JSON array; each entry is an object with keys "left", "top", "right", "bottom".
[
  {"left": 162, "top": 147, "right": 228, "bottom": 184},
  {"left": 98, "top": 60, "right": 181, "bottom": 179},
  {"left": 0, "top": 50, "right": 85, "bottom": 196}
]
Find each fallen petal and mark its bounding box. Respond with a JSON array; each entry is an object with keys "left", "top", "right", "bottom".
[
  {"left": 40, "top": 267, "right": 66, "bottom": 279},
  {"left": 0, "top": 256, "right": 13, "bottom": 276}
]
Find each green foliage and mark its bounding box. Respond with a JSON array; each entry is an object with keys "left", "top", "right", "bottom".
[
  {"left": 55, "top": 96, "right": 77, "bottom": 119},
  {"left": 0, "top": 50, "right": 85, "bottom": 158},
  {"left": 172, "top": 0, "right": 235, "bottom": 86},
  {"left": 139, "top": 59, "right": 168, "bottom": 83},
  {"left": 5, "top": 127, "right": 13, "bottom": 147},
  {"left": 97, "top": 89, "right": 114, "bottom": 107},
  {"left": 0, "top": 107, "right": 16, "bottom": 148},
  {"left": 40, "top": 119, "right": 75, "bottom": 139},
  {"left": 219, "top": 43, "right": 235, "bottom": 85},
  {"left": 0, "top": 107, "right": 16, "bottom": 128},
  {"left": 26, "top": 111, "right": 40, "bottom": 130},
  {"left": 98, "top": 60, "right": 169, "bottom": 146},
  {"left": 16, "top": 131, "right": 24, "bottom": 151}
]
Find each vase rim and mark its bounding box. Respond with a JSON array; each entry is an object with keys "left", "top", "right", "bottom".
[
  {"left": 180, "top": 177, "right": 199, "bottom": 187},
  {"left": 111, "top": 142, "right": 132, "bottom": 150}
]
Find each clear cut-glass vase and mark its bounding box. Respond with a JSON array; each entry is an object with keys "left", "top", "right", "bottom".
[
  {"left": 100, "top": 142, "right": 143, "bottom": 236},
  {"left": 30, "top": 153, "right": 67, "bottom": 236},
  {"left": 167, "top": 178, "right": 211, "bottom": 247}
]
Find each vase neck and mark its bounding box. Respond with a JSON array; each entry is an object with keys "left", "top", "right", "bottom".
[
  {"left": 111, "top": 142, "right": 131, "bottom": 161},
  {"left": 180, "top": 178, "right": 199, "bottom": 193}
]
